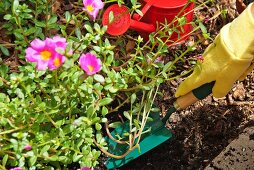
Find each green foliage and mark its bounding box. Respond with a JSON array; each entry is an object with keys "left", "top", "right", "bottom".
[
  {"left": 0, "top": 0, "right": 216, "bottom": 169},
  {"left": 0, "top": 0, "right": 12, "bottom": 15}
]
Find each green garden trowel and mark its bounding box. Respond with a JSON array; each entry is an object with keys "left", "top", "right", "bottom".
[{"left": 104, "top": 82, "right": 214, "bottom": 169}]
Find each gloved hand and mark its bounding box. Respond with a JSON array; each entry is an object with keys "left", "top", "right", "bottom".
[{"left": 175, "top": 2, "right": 254, "bottom": 98}]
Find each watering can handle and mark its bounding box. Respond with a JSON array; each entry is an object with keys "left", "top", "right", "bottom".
[{"left": 133, "top": 2, "right": 152, "bottom": 21}]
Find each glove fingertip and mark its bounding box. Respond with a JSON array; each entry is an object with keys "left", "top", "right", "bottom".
[
  {"left": 212, "top": 82, "right": 231, "bottom": 98},
  {"left": 175, "top": 90, "right": 185, "bottom": 98},
  {"left": 213, "top": 91, "right": 227, "bottom": 98},
  {"left": 175, "top": 82, "right": 191, "bottom": 97}
]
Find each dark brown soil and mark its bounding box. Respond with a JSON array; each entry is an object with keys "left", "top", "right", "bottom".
[
  {"left": 116, "top": 72, "right": 254, "bottom": 170},
  {"left": 95, "top": 72, "right": 253, "bottom": 170}
]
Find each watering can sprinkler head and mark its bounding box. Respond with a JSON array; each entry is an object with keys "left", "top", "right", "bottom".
[
  {"left": 102, "top": 4, "right": 156, "bottom": 36},
  {"left": 102, "top": 5, "right": 131, "bottom": 36}
]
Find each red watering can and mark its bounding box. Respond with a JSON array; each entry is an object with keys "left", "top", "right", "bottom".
[{"left": 102, "top": 0, "right": 195, "bottom": 45}]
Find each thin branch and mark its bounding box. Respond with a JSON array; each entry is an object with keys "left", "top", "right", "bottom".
[
  {"left": 94, "top": 138, "right": 138, "bottom": 159},
  {"left": 105, "top": 122, "right": 127, "bottom": 144}
]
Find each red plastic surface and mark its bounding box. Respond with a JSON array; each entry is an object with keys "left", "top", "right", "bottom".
[
  {"left": 102, "top": 1, "right": 194, "bottom": 45},
  {"left": 130, "top": 19, "right": 155, "bottom": 33},
  {"left": 136, "top": 1, "right": 195, "bottom": 44},
  {"left": 144, "top": 0, "right": 188, "bottom": 8},
  {"left": 102, "top": 4, "right": 131, "bottom": 36}
]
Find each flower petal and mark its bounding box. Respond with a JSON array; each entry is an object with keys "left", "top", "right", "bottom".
[
  {"left": 52, "top": 36, "right": 67, "bottom": 49},
  {"left": 80, "top": 167, "right": 91, "bottom": 170},
  {"left": 10, "top": 167, "right": 23, "bottom": 170},
  {"left": 90, "top": 9, "right": 100, "bottom": 20},
  {"left": 52, "top": 36, "right": 66, "bottom": 43},
  {"left": 93, "top": 0, "right": 104, "bottom": 8},
  {"left": 83, "top": 0, "right": 93, "bottom": 6},
  {"left": 25, "top": 47, "right": 40, "bottom": 62},
  {"left": 36, "top": 60, "right": 49, "bottom": 70},
  {"left": 30, "top": 39, "right": 46, "bottom": 51},
  {"left": 44, "top": 37, "right": 57, "bottom": 50},
  {"left": 48, "top": 55, "right": 65, "bottom": 70}
]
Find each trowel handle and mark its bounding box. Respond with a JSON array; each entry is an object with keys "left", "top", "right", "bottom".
[
  {"left": 133, "top": 1, "right": 152, "bottom": 21},
  {"left": 161, "top": 82, "right": 214, "bottom": 123},
  {"left": 175, "top": 82, "right": 214, "bottom": 110}
]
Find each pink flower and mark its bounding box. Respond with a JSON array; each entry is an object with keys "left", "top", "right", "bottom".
[
  {"left": 204, "top": 17, "right": 210, "bottom": 24},
  {"left": 10, "top": 167, "right": 23, "bottom": 170},
  {"left": 82, "top": 0, "right": 104, "bottom": 20},
  {"left": 24, "top": 144, "right": 32, "bottom": 151},
  {"left": 25, "top": 36, "right": 67, "bottom": 70},
  {"left": 154, "top": 56, "right": 164, "bottom": 63},
  {"left": 79, "top": 53, "right": 102, "bottom": 75},
  {"left": 147, "top": 56, "right": 164, "bottom": 64},
  {"left": 80, "top": 167, "right": 91, "bottom": 170}
]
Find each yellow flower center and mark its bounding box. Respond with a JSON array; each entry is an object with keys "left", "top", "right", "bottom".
[
  {"left": 54, "top": 58, "right": 61, "bottom": 67},
  {"left": 87, "top": 65, "right": 94, "bottom": 72},
  {"left": 40, "top": 50, "right": 52, "bottom": 61},
  {"left": 86, "top": 5, "right": 94, "bottom": 12}
]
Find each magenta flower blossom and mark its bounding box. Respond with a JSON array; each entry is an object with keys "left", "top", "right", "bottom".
[
  {"left": 204, "top": 17, "right": 210, "bottom": 24},
  {"left": 154, "top": 56, "right": 164, "bottom": 63},
  {"left": 147, "top": 56, "right": 164, "bottom": 64},
  {"left": 24, "top": 144, "right": 32, "bottom": 151},
  {"left": 79, "top": 53, "right": 102, "bottom": 75},
  {"left": 10, "top": 167, "right": 23, "bottom": 170},
  {"left": 82, "top": 0, "right": 104, "bottom": 20},
  {"left": 48, "top": 55, "right": 65, "bottom": 70},
  {"left": 80, "top": 167, "right": 91, "bottom": 170},
  {"left": 25, "top": 36, "right": 67, "bottom": 70}
]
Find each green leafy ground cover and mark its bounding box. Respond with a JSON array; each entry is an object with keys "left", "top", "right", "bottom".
[{"left": 0, "top": 0, "right": 227, "bottom": 169}]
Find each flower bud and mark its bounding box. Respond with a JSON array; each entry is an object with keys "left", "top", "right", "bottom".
[{"left": 24, "top": 144, "right": 32, "bottom": 151}]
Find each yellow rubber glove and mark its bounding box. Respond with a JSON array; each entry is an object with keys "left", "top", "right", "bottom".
[{"left": 175, "top": 3, "right": 254, "bottom": 98}]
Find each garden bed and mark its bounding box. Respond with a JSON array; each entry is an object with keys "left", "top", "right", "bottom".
[
  {"left": 116, "top": 72, "right": 254, "bottom": 170},
  {"left": 1, "top": 0, "right": 253, "bottom": 170}
]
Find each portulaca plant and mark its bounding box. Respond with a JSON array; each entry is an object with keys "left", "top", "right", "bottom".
[{"left": 0, "top": 0, "right": 213, "bottom": 169}]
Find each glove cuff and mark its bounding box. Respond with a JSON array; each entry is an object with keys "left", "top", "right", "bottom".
[{"left": 221, "top": 2, "right": 254, "bottom": 59}]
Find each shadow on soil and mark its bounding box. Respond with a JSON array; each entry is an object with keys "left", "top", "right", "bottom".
[{"left": 116, "top": 104, "right": 248, "bottom": 170}]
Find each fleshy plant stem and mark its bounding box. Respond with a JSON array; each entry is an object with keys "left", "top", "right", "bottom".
[
  {"left": 20, "top": 81, "right": 35, "bottom": 103},
  {"left": 136, "top": 86, "right": 159, "bottom": 144},
  {"left": 45, "top": 0, "right": 51, "bottom": 37},
  {"left": 67, "top": 11, "right": 86, "bottom": 39},
  {"left": 0, "top": 126, "right": 25, "bottom": 135},
  {"left": 0, "top": 165, "right": 6, "bottom": 170},
  {"left": 93, "top": 138, "right": 139, "bottom": 159},
  {"left": 13, "top": 13, "right": 29, "bottom": 44},
  {"left": 0, "top": 77, "right": 10, "bottom": 86}
]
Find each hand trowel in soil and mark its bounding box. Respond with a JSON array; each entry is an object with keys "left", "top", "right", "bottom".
[{"left": 99, "top": 82, "right": 214, "bottom": 169}]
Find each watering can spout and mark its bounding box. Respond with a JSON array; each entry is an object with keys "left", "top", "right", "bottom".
[
  {"left": 102, "top": 4, "right": 155, "bottom": 36},
  {"left": 130, "top": 19, "right": 155, "bottom": 33}
]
